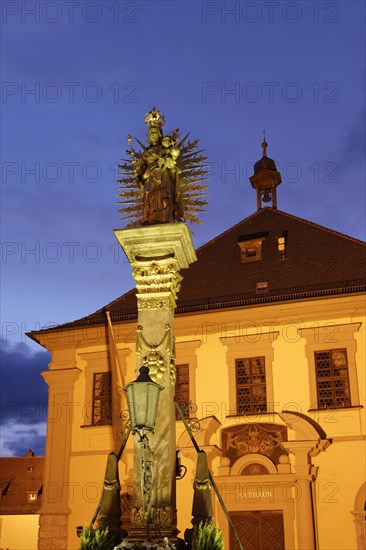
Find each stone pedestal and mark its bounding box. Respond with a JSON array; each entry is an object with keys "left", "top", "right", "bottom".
[{"left": 114, "top": 223, "right": 196, "bottom": 540}]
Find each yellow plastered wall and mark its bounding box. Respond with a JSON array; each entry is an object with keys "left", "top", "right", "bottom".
[
  {"left": 36, "top": 293, "right": 365, "bottom": 550},
  {"left": 0, "top": 514, "right": 39, "bottom": 550}
]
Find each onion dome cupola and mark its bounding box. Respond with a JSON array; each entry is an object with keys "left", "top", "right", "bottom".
[{"left": 250, "top": 132, "right": 282, "bottom": 210}]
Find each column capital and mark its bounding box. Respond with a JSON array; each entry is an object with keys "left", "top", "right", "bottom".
[
  {"left": 114, "top": 222, "right": 197, "bottom": 269},
  {"left": 41, "top": 367, "right": 81, "bottom": 388},
  {"left": 133, "top": 259, "right": 182, "bottom": 310}
]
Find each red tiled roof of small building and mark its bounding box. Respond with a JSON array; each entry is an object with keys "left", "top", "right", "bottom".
[{"left": 0, "top": 452, "right": 44, "bottom": 514}]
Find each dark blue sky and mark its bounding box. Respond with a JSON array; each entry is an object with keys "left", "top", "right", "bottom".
[{"left": 1, "top": 0, "right": 365, "bottom": 455}]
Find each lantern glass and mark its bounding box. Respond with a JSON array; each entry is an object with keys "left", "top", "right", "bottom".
[{"left": 124, "top": 367, "right": 162, "bottom": 433}]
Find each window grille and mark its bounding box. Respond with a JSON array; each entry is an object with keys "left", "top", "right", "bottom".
[
  {"left": 92, "top": 372, "right": 112, "bottom": 425},
  {"left": 175, "top": 364, "right": 190, "bottom": 419},
  {"left": 236, "top": 357, "right": 267, "bottom": 414},
  {"left": 315, "top": 349, "right": 351, "bottom": 408}
]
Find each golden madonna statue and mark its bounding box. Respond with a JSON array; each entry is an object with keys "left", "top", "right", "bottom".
[{"left": 117, "top": 108, "right": 208, "bottom": 226}]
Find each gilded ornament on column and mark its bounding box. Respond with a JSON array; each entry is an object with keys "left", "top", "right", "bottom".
[
  {"left": 138, "top": 297, "right": 172, "bottom": 310},
  {"left": 136, "top": 324, "right": 172, "bottom": 385},
  {"left": 133, "top": 261, "right": 182, "bottom": 296},
  {"left": 141, "top": 351, "right": 166, "bottom": 386},
  {"left": 170, "top": 339, "right": 176, "bottom": 388}
]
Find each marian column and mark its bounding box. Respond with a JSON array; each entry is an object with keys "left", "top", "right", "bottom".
[
  {"left": 115, "top": 224, "right": 196, "bottom": 538},
  {"left": 115, "top": 108, "right": 207, "bottom": 540}
]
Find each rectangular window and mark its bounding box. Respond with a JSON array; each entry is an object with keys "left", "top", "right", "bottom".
[
  {"left": 175, "top": 364, "right": 190, "bottom": 419},
  {"left": 315, "top": 349, "right": 351, "bottom": 408},
  {"left": 92, "top": 372, "right": 112, "bottom": 425},
  {"left": 236, "top": 357, "right": 267, "bottom": 414}
]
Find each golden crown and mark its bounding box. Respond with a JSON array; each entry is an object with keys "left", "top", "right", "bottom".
[{"left": 144, "top": 107, "right": 165, "bottom": 129}]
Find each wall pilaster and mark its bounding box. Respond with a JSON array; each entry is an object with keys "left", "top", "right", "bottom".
[{"left": 38, "top": 367, "right": 80, "bottom": 549}]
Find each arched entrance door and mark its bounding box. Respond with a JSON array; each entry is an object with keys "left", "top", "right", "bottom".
[{"left": 230, "top": 510, "right": 285, "bottom": 550}]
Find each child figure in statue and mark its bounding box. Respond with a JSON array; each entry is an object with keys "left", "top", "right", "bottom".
[{"left": 158, "top": 135, "right": 181, "bottom": 172}]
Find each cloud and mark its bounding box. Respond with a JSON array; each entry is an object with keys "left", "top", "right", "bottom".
[
  {"left": 0, "top": 342, "right": 50, "bottom": 427},
  {"left": 337, "top": 109, "right": 366, "bottom": 171},
  {"left": 0, "top": 422, "right": 46, "bottom": 457}
]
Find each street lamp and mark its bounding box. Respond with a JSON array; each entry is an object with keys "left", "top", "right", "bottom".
[
  {"left": 124, "top": 366, "right": 163, "bottom": 436},
  {"left": 123, "top": 366, "right": 163, "bottom": 538}
]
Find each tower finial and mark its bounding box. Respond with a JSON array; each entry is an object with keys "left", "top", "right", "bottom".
[{"left": 262, "top": 130, "right": 268, "bottom": 157}]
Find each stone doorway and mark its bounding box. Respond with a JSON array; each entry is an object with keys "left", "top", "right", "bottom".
[{"left": 229, "top": 510, "right": 285, "bottom": 550}]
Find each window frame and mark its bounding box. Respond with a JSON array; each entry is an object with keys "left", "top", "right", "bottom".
[
  {"left": 299, "top": 323, "right": 361, "bottom": 411},
  {"left": 174, "top": 340, "right": 201, "bottom": 420},
  {"left": 238, "top": 238, "right": 265, "bottom": 263},
  {"left": 92, "top": 371, "right": 112, "bottom": 426},
  {"left": 235, "top": 356, "right": 267, "bottom": 415},
  {"left": 174, "top": 362, "right": 190, "bottom": 419},
  {"left": 220, "top": 332, "right": 278, "bottom": 417},
  {"left": 80, "top": 349, "right": 131, "bottom": 428},
  {"left": 314, "top": 348, "right": 351, "bottom": 409}
]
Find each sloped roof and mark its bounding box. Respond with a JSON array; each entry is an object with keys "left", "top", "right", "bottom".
[
  {"left": 0, "top": 454, "right": 44, "bottom": 514},
  {"left": 29, "top": 208, "right": 366, "bottom": 334}
]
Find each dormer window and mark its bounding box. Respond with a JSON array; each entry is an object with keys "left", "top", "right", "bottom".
[
  {"left": 238, "top": 232, "right": 268, "bottom": 262},
  {"left": 243, "top": 244, "right": 260, "bottom": 259},
  {"left": 256, "top": 281, "right": 269, "bottom": 292}
]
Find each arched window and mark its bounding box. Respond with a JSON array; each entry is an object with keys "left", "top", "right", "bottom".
[{"left": 241, "top": 463, "right": 269, "bottom": 476}]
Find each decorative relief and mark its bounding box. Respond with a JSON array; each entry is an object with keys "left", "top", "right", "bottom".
[
  {"left": 193, "top": 477, "right": 211, "bottom": 491},
  {"left": 222, "top": 424, "right": 288, "bottom": 466},
  {"left": 241, "top": 463, "right": 269, "bottom": 475},
  {"left": 170, "top": 339, "right": 176, "bottom": 388},
  {"left": 132, "top": 261, "right": 182, "bottom": 300},
  {"left": 137, "top": 324, "right": 172, "bottom": 385},
  {"left": 142, "top": 351, "right": 166, "bottom": 385},
  {"left": 138, "top": 296, "right": 172, "bottom": 310},
  {"left": 131, "top": 506, "right": 146, "bottom": 526},
  {"left": 142, "top": 459, "right": 153, "bottom": 507},
  {"left": 131, "top": 506, "right": 177, "bottom": 527}
]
